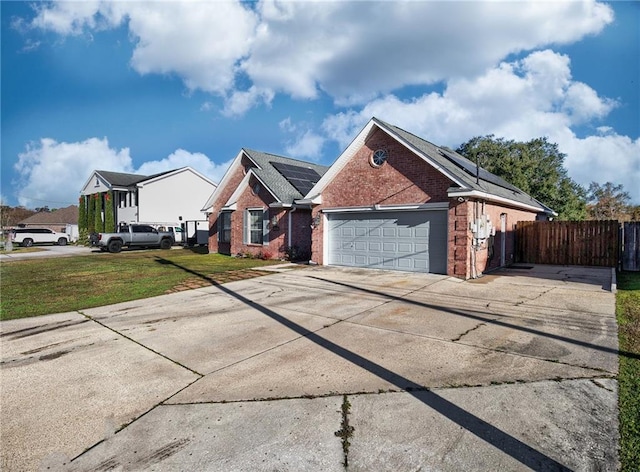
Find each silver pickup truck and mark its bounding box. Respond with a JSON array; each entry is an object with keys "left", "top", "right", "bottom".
[{"left": 92, "top": 224, "right": 174, "bottom": 253}]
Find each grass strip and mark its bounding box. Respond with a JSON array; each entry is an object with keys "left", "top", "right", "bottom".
[
  {"left": 0, "top": 250, "right": 281, "bottom": 320},
  {"left": 616, "top": 271, "right": 640, "bottom": 471}
]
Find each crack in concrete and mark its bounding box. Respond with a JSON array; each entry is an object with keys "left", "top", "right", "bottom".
[
  {"left": 451, "top": 322, "right": 487, "bottom": 342},
  {"left": 78, "top": 311, "right": 204, "bottom": 377},
  {"left": 334, "top": 394, "right": 354, "bottom": 470}
]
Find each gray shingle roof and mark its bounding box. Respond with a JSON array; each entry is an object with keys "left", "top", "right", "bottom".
[
  {"left": 376, "top": 119, "right": 552, "bottom": 213},
  {"left": 95, "top": 170, "right": 148, "bottom": 187},
  {"left": 243, "top": 149, "right": 329, "bottom": 204},
  {"left": 18, "top": 205, "right": 79, "bottom": 225},
  {"left": 95, "top": 169, "right": 181, "bottom": 188}
]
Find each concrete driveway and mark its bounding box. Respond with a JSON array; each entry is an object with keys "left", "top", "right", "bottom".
[{"left": 1, "top": 265, "right": 618, "bottom": 471}]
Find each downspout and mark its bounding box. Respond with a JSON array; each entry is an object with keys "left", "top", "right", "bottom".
[{"left": 288, "top": 207, "right": 297, "bottom": 248}]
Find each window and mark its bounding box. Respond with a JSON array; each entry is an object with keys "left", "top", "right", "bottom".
[
  {"left": 132, "top": 225, "right": 155, "bottom": 233},
  {"left": 244, "top": 209, "right": 266, "bottom": 245},
  {"left": 218, "top": 212, "right": 231, "bottom": 243},
  {"left": 249, "top": 210, "right": 263, "bottom": 244}
]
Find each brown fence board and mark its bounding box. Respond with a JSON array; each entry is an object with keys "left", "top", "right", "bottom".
[{"left": 516, "top": 220, "right": 619, "bottom": 267}]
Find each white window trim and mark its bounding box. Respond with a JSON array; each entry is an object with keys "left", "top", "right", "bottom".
[{"left": 244, "top": 207, "right": 268, "bottom": 246}]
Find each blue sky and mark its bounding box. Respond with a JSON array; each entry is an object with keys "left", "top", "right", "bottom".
[{"left": 2, "top": 0, "right": 638, "bottom": 209}]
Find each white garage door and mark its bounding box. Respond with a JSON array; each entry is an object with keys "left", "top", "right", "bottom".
[{"left": 327, "top": 210, "right": 448, "bottom": 274}]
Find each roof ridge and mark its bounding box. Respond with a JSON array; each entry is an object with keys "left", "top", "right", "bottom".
[{"left": 243, "top": 148, "right": 330, "bottom": 169}]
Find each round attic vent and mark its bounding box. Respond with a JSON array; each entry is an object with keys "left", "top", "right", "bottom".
[{"left": 370, "top": 149, "right": 388, "bottom": 167}]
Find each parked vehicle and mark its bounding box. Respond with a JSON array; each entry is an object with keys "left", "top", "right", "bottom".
[
  {"left": 184, "top": 220, "right": 209, "bottom": 247},
  {"left": 91, "top": 224, "right": 174, "bottom": 253},
  {"left": 11, "top": 228, "right": 69, "bottom": 247},
  {"left": 138, "top": 223, "right": 184, "bottom": 244}
]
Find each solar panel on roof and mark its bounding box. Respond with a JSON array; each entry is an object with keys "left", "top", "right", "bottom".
[
  {"left": 271, "top": 161, "right": 322, "bottom": 195},
  {"left": 438, "top": 149, "right": 521, "bottom": 193}
]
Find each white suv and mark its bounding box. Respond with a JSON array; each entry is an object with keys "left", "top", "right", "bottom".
[{"left": 11, "top": 228, "right": 69, "bottom": 247}]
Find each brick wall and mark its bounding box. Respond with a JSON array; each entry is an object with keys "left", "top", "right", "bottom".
[
  {"left": 207, "top": 154, "right": 312, "bottom": 260},
  {"left": 448, "top": 200, "right": 472, "bottom": 278},
  {"left": 474, "top": 203, "right": 538, "bottom": 274},
  {"left": 454, "top": 202, "right": 538, "bottom": 277},
  {"left": 311, "top": 130, "right": 454, "bottom": 265},
  {"left": 208, "top": 156, "right": 249, "bottom": 254}
]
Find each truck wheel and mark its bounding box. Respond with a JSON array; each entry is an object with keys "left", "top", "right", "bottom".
[
  {"left": 22, "top": 238, "right": 33, "bottom": 247},
  {"left": 108, "top": 240, "right": 123, "bottom": 253},
  {"left": 160, "top": 238, "right": 172, "bottom": 250},
  {"left": 58, "top": 238, "right": 68, "bottom": 246}
]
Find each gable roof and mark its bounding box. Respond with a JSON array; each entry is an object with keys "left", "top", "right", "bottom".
[
  {"left": 136, "top": 166, "right": 217, "bottom": 188},
  {"left": 18, "top": 205, "right": 79, "bottom": 225},
  {"left": 94, "top": 170, "right": 148, "bottom": 187},
  {"left": 304, "top": 117, "right": 554, "bottom": 214},
  {"left": 244, "top": 149, "right": 329, "bottom": 205},
  {"left": 202, "top": 149, "right": 329, "bottom": 211},
  {"left": 85, "top": 168, "right": 185, "bottom": 191}
]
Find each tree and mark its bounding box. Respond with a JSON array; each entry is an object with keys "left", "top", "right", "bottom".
[
  {"left": 87, "top": 194, "right": 96, "bottom": 233},
  {"left": 456, "top": 136, "right": 587, "bottom": 220},
  {"left": 0, "top": 205, "right": 36, "bottom": 228},
  {"left": 587, "top": 182, "right": 631, "bottom": 220},
  {"left": 78, "top": 196, "right": 88, "bottom": 244},
  {"left": 104, "top": 191, "right": 115, "bottom": 232},
  {"left": 94, "top": 193, "right": 103, "bottom": 233}
]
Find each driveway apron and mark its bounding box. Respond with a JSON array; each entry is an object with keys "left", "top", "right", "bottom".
[{"left": 1, "top": 265, "right": 618, "bottom": 471}]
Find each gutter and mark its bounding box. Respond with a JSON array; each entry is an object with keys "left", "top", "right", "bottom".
[{"left": 448, "top": 189, "right": 547, "bottom": 214}]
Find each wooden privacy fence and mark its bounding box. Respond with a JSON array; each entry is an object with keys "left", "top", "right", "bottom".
[{"left": 516, "top": 220, "right": 619, "bottom": 267}]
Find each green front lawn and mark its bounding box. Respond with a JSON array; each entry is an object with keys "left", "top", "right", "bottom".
[
  {"left": 0, "top": 250, "right": 281, "bottom": 320},
  {"left": 616, "top": 271, "right": 640, "bottom": 471}
]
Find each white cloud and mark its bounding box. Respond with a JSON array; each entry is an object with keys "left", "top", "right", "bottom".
[
  {"left": 25, "top": 0, "right": 613, "bottom": 109},
  {"left": 279, "top": 118, "right": 324, "bottom": 160},
  {"left": 223, "top": 86, "right": 274, "bottom": 117},
  {"left": 284, "top": 130, "right": 324, "bottom": 161},
  {"left": 318, "top": 50, "right": 640, "bottom": 202},
  {"left": 136, "top": 149, "right": 232, "bottom": 184},
  {"left": 13, "top": 137, "right": 133, "bottom": 207},
  {"left": 13, "top": 139, "right": 229, "bottom": 209}
]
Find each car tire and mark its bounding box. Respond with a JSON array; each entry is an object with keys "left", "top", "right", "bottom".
[
  {"left": 22, "top": 238, "right": 33, "bottom": 247},
  {"left": 108, "top": 240, "right": 123, "bottom": 253},
  {"left": 160, "top": 238, "right": 172, "bottom": 250},
  {"left": 58, "top": 237, "right": 68, "bottom": 246}
]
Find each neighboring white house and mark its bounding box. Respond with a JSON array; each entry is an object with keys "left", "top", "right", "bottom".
[{"left": 80, "top": 167, "right": 217, "bottom": 225}]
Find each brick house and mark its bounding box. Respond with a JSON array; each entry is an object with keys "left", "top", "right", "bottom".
[
  {"left": 206, "top": 118, "right": 553, "bottom": 278},
  {"left": 16, "top": 205, "right": 79, "bottom": 241},
  {"left": 203, "top": 149, "right": 329, "bottom": 259}
]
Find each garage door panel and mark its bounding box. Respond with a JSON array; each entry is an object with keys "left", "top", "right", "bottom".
[
  {"left": 382, "top": 228, "right": 396, "bottom": 237},
  {"left": 414, "top": 227, "right": 429, "bottom": 238},
  {"left": 414, "top": 260, "right": 428, "bottom": 270},
  {"left": 383, "top": 242, "right": 396, "bottom": 252},
  {"left": 397, "top": 242, "right": 412, "bottom": 252},
  {"left": 327, "top": 210, "right": 447, "bottom": 274},
  {"left": 397, "top": 258, "right": 413, "bottom": 268},
  {"left": 397, "top": 227, "right": 412, "bottom": 238}
]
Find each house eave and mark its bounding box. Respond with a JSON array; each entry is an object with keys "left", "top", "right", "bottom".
[
  {"left": 448, "top": 189, "right": 549, "bottom": 214},
  {"left": 321, "top": 202, "right": 449, "bottom": 213},
  {"left": 294, "top": 195, "right": 322, "bottom": 206}
]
